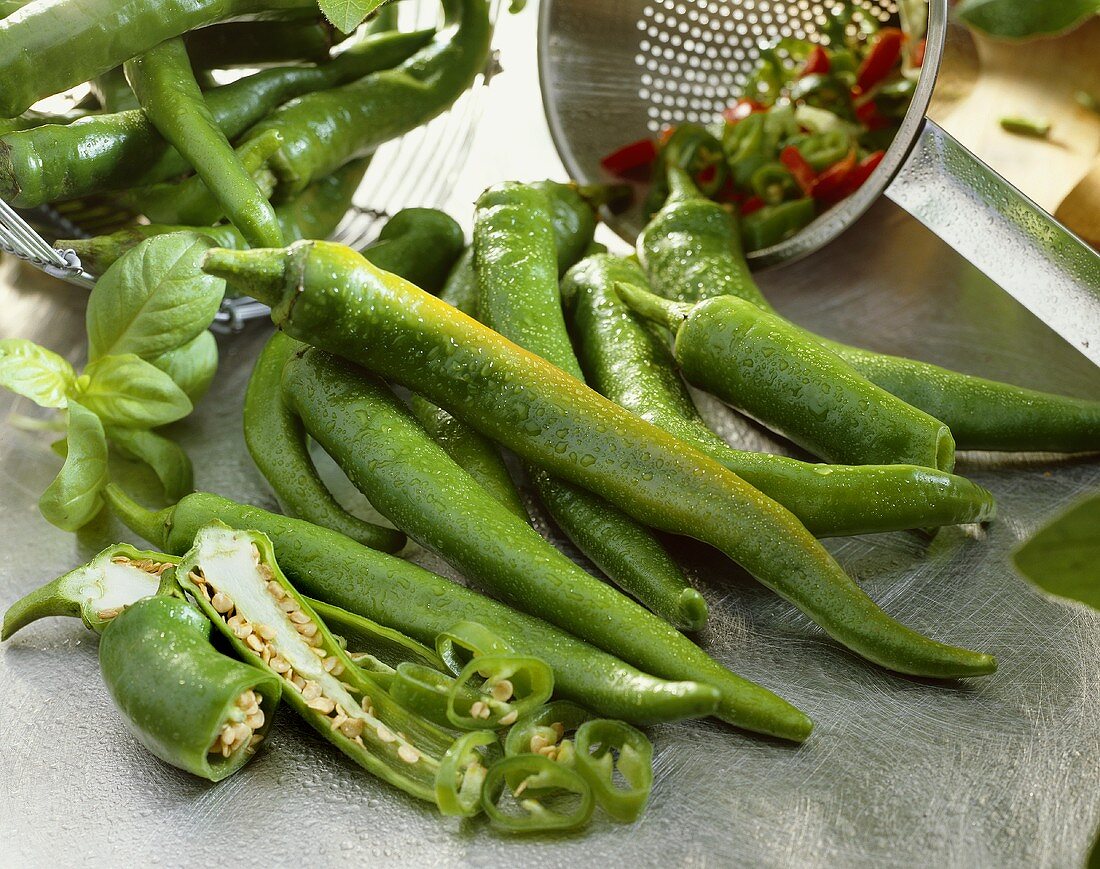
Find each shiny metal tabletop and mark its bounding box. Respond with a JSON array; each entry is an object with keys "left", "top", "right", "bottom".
[{"left": 2, "top": 9, "right": 1099, "bottom": 869}]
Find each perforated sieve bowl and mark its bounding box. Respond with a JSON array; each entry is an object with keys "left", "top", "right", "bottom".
[{"left": 538, "top": 0, "right": 1100, "bottom": 364}]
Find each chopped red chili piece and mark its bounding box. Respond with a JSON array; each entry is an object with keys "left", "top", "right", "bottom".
[
  {"left": 812, "top": 150, "right": 859, "bottom": 206},
  {"left": 722, "top": 98, "right": 766, "bottom": 123},
  {"left": 695, "top": 163, "right": 718, "bottom": 187},
  {"left": 801, "top": 45, "right": 830, "bottom": 76},
  {"left": 658, "top": 125, "right": 677, "bottom": 146},
  {"left": 600, "top": 137, "right": 659, "bottom": 176},
  {"left": 854, "top": 99, "right": 891, "bottom": 131},
  {"left": 740, "top": 195, "right": 765, "bottom": 216},
  {"left": 856, "top": 27, "right": 904, "bottom": 92},
  {"left": 779, "top": 146, "right": 816, "bottom": 196},
  {"left": 912, "top": 38, "right": 926, "bottom": 67},
  {"left": 714, "top": 177, "right": 740, "bottom": 203}
]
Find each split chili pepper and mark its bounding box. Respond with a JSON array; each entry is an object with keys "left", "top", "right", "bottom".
[
  {"left": 99, "top": 596, "right": 281, "bottom": 782},
  {"left": 176, "top": 522, "right": 456, "bottom": 804},
  {"left": 2, "top": 544, "right": 177, "bottom": 639}
]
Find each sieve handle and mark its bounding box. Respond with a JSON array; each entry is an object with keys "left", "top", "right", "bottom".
[{"left": 885, "top": 118, "right": 1100, "bottom": 367}]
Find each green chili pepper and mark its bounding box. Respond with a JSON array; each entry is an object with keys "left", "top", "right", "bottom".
[
  {"left": 124, "top": 38, "right": 284, "bottom": 249},
  {"left": 244, "top": 331, "right": 405, "bottom": 552},
  {"left": 62, "top": 160, "right": 370, "bottom": 276},
  {"left": 360, "top": 208, "right": 465, "bottom": 294},
  {"left": 616, "top": 282, "right": 957, "bottom": 471},
  {"left": 177, "top": 522, "right": 455, "bottom": 803},
  {"left": 184, "top": 20, "right": 337, "bottom": 69},
  {"left": 0, "top": 0, "right": 320, "bottom": 117},
  {"left": 475, "top": 182, "right": 708, "bottom": 633},
  {"left": 277, "top": 346, "right": 785, "bottom": 733},
  {"left": 204, "top": 239, "right": 996, "bottom": 688},
  {"left": 572, "top": 719, "right": 653, "bottom": 822},
  {"left": 643, "top": 168, "right": 1100, "bottom": 453},
  {"left": 435, "top": 730, "right": 498, "bottom": 817},
  {"left": 104, "top": 485, "right": 722, "bottom": 726},
  {"left": 999, "top": 116, "right": 1051, "bottom": 138},
  {"left": 750, "top": 161, "right": 797, "bottom": 204},
  {"left": 482, "top": 754, "right": 596, "bottom": 833},
  {"left": 121, "top": 130, "right": 283, "bottom": 228},
  {"left": 435, "top": 620, "right": 515, "bottom": 672},
  {"left": 563, "top": 254, "right": 996, "bottom": 536},
  {"left": 0, "top": 29, "right": 432, "bottom": 208},
  {"left": 789, "top": 128, "right": 854, "bottom": 171},
  {"left": 790, "top": 73, "right": 856, "bottom": 120},
  {"left": 390, "top": 662, "right": 468, "bottom": 727},
  {"left": 741, "top": 197, "right": 817, "bottom": 250},
  {"left": 2, "top": 544, "right": 177, "bottom": 640},
  {"left": 99, "top": 595, "right": 281, "bottom": 782},
  {"left": 244, "top": 0, "right": 492, "bottom": 195}
]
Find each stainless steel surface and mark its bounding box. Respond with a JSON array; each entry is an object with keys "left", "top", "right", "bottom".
[
  {"left": 887, "top": 120, "right": 1100, "bottom": 366},
  {"left": 538, "top": 0, "right": 1100, "bottom": 362},
  {"left": 3, "top": 192, "right": 1099, "bottom": 866}
]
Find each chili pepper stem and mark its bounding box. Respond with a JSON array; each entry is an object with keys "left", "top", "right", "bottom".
[
  {"left": 103, "top": 483, "right": 173, "bottom": 550},
  {"left": 201, "top": 247, "right": 290, "bottom": 307},
  {"left": 2, "top": 576, "right": 79, "bottom": 640},
  {"left": 615, "top": 281, "right": 693, "bottom": 333}
]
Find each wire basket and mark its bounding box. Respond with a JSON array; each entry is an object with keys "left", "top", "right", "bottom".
[{"left": 0, "top": 0, "right": 504, "bottom": 329}]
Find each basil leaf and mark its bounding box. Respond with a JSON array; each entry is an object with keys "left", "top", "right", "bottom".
[
  {"left": 39, "top": 401, "right": 109, "bottom": 531},
  {"left": 319, "top": 0, "right": 385, "bottom": 34},
  {"left": 956, "top": 0, "right": 1099, "bottom": 39},
  {"left": 107, "top": 427, "right": 194, "bottom": 501},
  {"left": 1013, "top": 493, "right": 1100, "bottom": 610},
  {"left": 78, "top": 354, "right": 192, "bottom": 429},
  {"left": 86, "top": 233, "right": 226, "bottom": 362},
  {"left": 0, "top": 338, "right": 76, "bottom": 408},
  {"left": 149, "top": 329, "right": 218, "bottom": 403}
]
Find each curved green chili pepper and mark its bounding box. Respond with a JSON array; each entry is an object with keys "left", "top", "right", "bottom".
[
  {"left": 474, "top": 181, "right": 708, "bottom": 633},
  {"left": 104, "top": 485, "right": 723, "bottom": 727},
  {"left": 2, "top": 544, "right": 177, "bottom": 640},
  {"left": 177, "top": 522, "right": 455, "bottom": 804},
  {"left": 572, "top": 719, "right": 653, "bottom": 823},
  {"left": 0, "top": 0, "right": 319, "bottom": 117},
  {"left": 62, "top": 160, "right": 370, "bottom": 276},
  {"left": 91, "top": 67, "right": 140, "bottom": 113},
  {"left": 482, "top": 754, "right": 595, "bottom": 833},
  {"left": 243, "top": 0, "right": 492, "bottom": 195},
  {"left": 277, "top": 345, "right": 794, "bottom": 737},
  {"left": 205, "top": 239, "right": 996, "bottom": 690},
  {"left": 99, "top": 595, "right": 281, "bottom": 782},
  {"left": 121, "top": 129, "right": 283, "bottom": 228},
  {"left": 244, "top": 331, "right": 405, "bottom": 552},
  {"left": 641, "top": 167, "right": 1100, "bottom": 453},
  {"left": 435, "top": 730, "right": 498, "bottom": 817},
  {"left": 124, "top": 38, "right": 284, "bottom": 248},
  {"left": 184, "top": 20, "right": 337, "bottom": 69},
  {"left": 563, "top": 254, "right": 996, "bottom": 537},
  {"left": 360, "top": 208, "right": 465, "bottom": 294},
  {"left": 0, "top": 29, "right": 432, "bottom": 207},
  {"left": 616, "top": 282, "right": 956, "bottom": 471}
]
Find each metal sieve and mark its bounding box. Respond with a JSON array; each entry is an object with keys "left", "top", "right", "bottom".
[
  {"left": 0, "top": 0, "right": 503, "bottom": 328},
  {"left": 538, "top": 0, "right": 1100, "bottom": 364}
]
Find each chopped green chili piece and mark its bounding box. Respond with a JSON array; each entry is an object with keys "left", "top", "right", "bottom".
[
  {"left": 482, "top": 754, "right": 596, "bottom": 833},
  {"left": 435, "top": 730, "right": 499, "bottom": 817},
  {"left": 999, "top": 116, "right": 1052, "bottom": 138},
  {"left": 573, "top": 719, "right": 654, "bottom": 822}
]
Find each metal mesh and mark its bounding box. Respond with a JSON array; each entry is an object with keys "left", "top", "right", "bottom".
[{"left": 634, "top": 0, "right": 898, "bottom": 131}]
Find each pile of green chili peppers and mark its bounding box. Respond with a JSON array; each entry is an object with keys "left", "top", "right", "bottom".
[{"left": 4, "top": 0, "right": 1100, "bottom": 841}]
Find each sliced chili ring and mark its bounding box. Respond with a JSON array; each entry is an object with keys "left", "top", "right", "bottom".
[
  {"left": 573, "top": 719, "right": 655, "bottom": 823},
  {"left": 435, "top": 730, "right": 499, "bottom": 817},
  {"left": 481, "top": 754, "right": 595, "bottom": 833}
]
